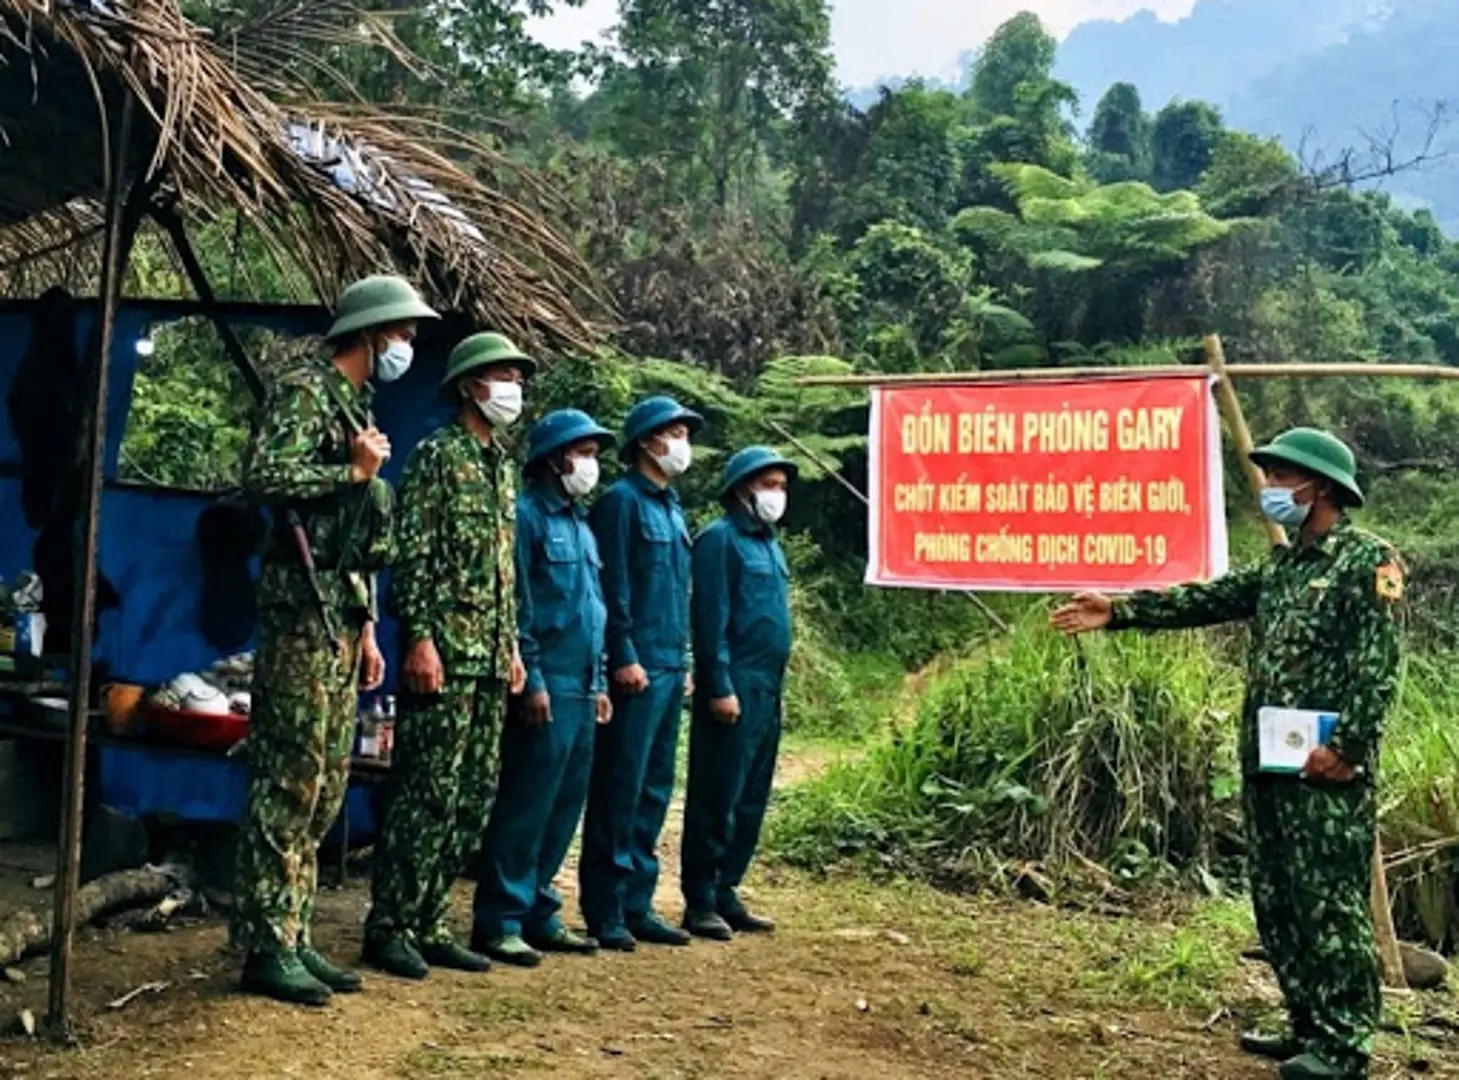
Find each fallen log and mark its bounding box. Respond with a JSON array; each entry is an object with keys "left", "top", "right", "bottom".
[
  {"left": 0, "top": 866, "right": 180, "bottom": 968},
  {"left": 121, "top": 888, "right": 197, "bottom": 934}
]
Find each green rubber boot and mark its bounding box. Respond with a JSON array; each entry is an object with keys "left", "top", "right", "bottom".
[
  {"left": 240, "top": 951, "right": 332, "bottom": 1007},
  {"left": 478, "top": 934, "right": 543, "bottom": 968},
  {"left": 298, "top": 946, "right": 363, "bottom": 992},
  {"left": 1278, "top": 1052, "right": 1364, "bottom": 1079},
  {"left": 420, "top": 938, "right": 492, "bottom": 973},
  {"left": 529, "top": 927, "right": 599, "bottom": 955},
  {"left": 363, "top": 934, "right": 429, "bottom": 980},
  {"left": 1240, "top": 1030, "right": 1304, "bottom": 1060}
]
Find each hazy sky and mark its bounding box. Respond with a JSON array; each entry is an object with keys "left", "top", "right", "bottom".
[{"left": 532, "top": 0, "right": 1200, "bottom": 88}]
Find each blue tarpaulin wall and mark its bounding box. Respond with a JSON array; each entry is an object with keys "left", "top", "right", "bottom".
[{"left": 0, "top": 299, "right": 462, "bottom": 833}]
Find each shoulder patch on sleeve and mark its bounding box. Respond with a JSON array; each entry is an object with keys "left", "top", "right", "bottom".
[{"left": 1375, "top": 561, "right": 1404, "bottom": 603}]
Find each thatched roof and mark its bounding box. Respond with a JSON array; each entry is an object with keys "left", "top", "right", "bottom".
[{"left": 0, "top": 0, "right": 603, "bottom": 352}]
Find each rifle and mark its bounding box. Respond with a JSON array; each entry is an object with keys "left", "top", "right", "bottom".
[{"left": 285, "top": 508, "right": 342, "bottom": 652}]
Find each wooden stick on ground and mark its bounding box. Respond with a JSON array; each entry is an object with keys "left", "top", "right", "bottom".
[
  {"left": 0, "top": 867, "right": 178, "bottom": 969},
  {"left": 106, "top": 981, "right": 169, "bottom": 1011},
  {"left": 1372, "top": 839, "right": 1407, "bottom": 989}
]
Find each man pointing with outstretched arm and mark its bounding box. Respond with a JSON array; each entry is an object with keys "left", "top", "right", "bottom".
[{"left": 1052, "top": 427, "right": 1403, "bottom": 1080}]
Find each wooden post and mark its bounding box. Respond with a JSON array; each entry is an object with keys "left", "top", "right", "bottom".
[
  {"left": 47, "top": 92, "right": 138, "bottom": 1034},
  {"left": 1202, "top": 335, "right": 1408, "bottom": 990}
]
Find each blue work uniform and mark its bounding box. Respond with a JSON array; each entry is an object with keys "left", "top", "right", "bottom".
[
  {"left": 680, "top": 508, "right": 792, "bottom": 914},
  {"left": 579, "top": 472, "right": 692, "bottom": 935},
  {"left": 472, "top": 482, "right": 607, "bottom": 944}
]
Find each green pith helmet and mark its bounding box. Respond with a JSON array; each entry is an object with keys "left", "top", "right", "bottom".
[
  {"left": 439, "top": 332, "right": 538, "bottom": 387},
  {"left": 1250, "top": 427, "right": 1364, "bottom": 507},
  {"left": 719, "top": 445, "right": 798, "bottom": 498},
  {"left": 325, "top": 275, "right": 439, "bottom": 341}
]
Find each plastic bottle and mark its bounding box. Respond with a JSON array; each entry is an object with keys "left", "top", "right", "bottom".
[
  {"left": 378, "top": 695, "right": 396, "bottom": 762},
  {"left": 357, "top": 697, "right": 381, "bottom": 758}
]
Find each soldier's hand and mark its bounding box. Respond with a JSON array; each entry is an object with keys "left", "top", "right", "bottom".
[
  {"left": 350, "top": 427, "right": 391, "bottom": 483},
  {"left": 1302, "top": 745, "right": 1357, "bottom": 783},
  {"left": 595, "top": 693, "right": 613, "bottom": 726},
  {"left": 1051, "top": 593, "right": 1114, "bottom": 635},
  {"left": 360, "top": 632, "right": 386, "bottom": 692},
  {"left": 683, "top": 671, "right": 695, "bottom": 697},
  {"left": 526, "top": 691, "right": 552, "bottom": 727},
  {"left": 709, "top": 694, "right": 740, "bottom": 725},
  {"left": 509, "top": 647, "right": 528, "bottom": 695},
  {"left": 613, "top": 663, "right": 650, "bottom": 695},
  {"left": 404, "top": 638, "right": 445, "bottom": 695}
]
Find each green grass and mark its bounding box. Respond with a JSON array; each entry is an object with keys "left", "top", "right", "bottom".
[
  {"left": 398, "top": 1046, "right": 546, "bottom": 1077},
  {"left": 1377, "top": 650, "right": 1459, "bottom": 947},
  {"left": 457, "top": 992, "right": 538, "bottom": 1026},
  {"left": 766, "top": 614, "right": 1242, "bottom": 889},
  {"left": 1064, "top": 899, "right": 1253, "bottom": 1012}
]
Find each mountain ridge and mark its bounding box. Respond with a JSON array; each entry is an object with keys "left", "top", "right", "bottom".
[{"left": 843, "top": 1, "right": 1458, "bottom": 229}]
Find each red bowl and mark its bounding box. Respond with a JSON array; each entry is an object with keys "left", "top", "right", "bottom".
[{"left": 139, "top": 700, "right": 249, "bottom": 752}]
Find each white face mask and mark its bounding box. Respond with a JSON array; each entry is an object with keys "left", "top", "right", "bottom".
[
  {"left": 652, "top": 436, "right": 693, "bottom": 478},
  {"left": 751, "top": 489, "right": 787, "bottom": 525},
  {"left": 560, "top": 455, "right": 600, "bottom": 499},
  {"left": 475, "top": 380, "right": 523, "bottom": 428},
  {"left": 374, "top": 338, "right": 413, "bottom": 383}
]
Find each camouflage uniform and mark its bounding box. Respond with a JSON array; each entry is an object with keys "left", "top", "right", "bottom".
[
  {"left": 233, "top": 361, "right": 387, "bottom": 956},
  {"left": 366, "top": 421, "right": 517, "bottom": 947},
  {"left": 1111, "top": 520, "right": 1403, "bottom": 1074}
]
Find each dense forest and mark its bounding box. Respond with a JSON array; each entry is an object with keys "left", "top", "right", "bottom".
[{"left": 124, "top": 4, "right": 1459, "bottom": 948}]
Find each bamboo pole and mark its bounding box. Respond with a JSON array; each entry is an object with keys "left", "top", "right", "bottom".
[
  {"left": 794, "top": 362, "right": 1459, "bottom": 387},
  {"left": 1372, "top": 840, "right": 1406, "bottom": 989},
  {"left": 48, "top": 91, "right": 139, "bottom": 1033},
  {"left": 1203, "top": 336, "right": 1286, "bottom": 550},
  {"left": 155, "top": 208, "right": 266, "bottom": 404},
  {"left": 762, "top": 418, "right": 1010, "bottom": 634}
]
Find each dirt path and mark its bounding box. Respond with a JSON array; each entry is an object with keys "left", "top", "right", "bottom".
[{"left": 0, "top": 745, "right": 1445, "bottom": 1079}]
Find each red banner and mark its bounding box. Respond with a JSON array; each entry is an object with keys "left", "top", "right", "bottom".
[{"left": 867, "top": 375, "right": 1227, "bottom": 592}]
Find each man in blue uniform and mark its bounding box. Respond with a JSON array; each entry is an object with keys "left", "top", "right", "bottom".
[
  {"left": 471, "top": 410, "right": 614, "bottom": 967},
  {"left": 580, "top": 396, "right": 703, "bottom": 951},
  {"left": 680, "top": 446, "right": 796, "bottom": 941}
]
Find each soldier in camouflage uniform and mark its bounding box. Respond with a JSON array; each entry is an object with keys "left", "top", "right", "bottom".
[
  {"left": 234, "top": 275, "right": 439, "bottom": 1006},
  {"left": 362, "top": 332, "right": 533, "bottom": 980},
  {"left": 1053, "top": 428, "right": 1403, "bottom": 1080}
]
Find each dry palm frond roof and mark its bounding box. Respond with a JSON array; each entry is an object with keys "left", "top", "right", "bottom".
[{"left": 0, "top": 0, "right": 604, "bottom": 352}]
